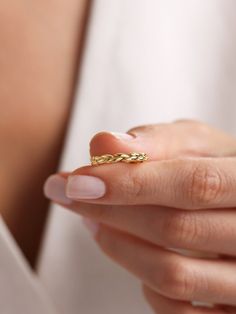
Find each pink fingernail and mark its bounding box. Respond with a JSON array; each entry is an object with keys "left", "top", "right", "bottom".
[
  {"left": 66, "top": 175, "right": 106, "bottom": 200},
  {"left": 111, "top": 132, "right": 135, "bottom": 140},
  {"left": 82, "top": 218, "right": 99, "bottom": 237}
]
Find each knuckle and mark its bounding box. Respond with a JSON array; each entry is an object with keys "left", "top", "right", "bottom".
[
  {"left": 160, "top": 211, "right": 200, "bottom": 247},
  {"left": 121, "top": 169, "right": 146, "bottom": 203},
  {"left": 183, "top": 163, "right": 225, "bottom": 208},
  {"left": 157, "top": 258, "right": 195, "bottom": 300}
]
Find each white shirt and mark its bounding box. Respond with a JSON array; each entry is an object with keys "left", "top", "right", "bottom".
[{"left": 1, "top": 1, "right": 236, "bottom": 313}]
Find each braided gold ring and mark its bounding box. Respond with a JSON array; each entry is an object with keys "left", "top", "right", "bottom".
[{"left": 91, "top": 152, "right": 148, "bottom": 166}]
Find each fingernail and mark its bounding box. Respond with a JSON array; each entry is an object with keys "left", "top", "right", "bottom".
[
  {"left": 111, "top": 132, "right": 135, "bottom": 140},
  {"left": 44, "top": 175, "right": 72, "bottom": 205},
  {"left": 66, "top": 175, "right": 106, "bottom": 200},
  {"left": 82, "top": 218, "right": 99, "bottom": 237}
]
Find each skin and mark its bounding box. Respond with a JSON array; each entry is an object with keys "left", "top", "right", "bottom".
[
  {"left": 45, "top": 120, "right": 236, "bottom": 313},
  {"left": 0, "top": 0, "right": 89, "bottom": 266}
]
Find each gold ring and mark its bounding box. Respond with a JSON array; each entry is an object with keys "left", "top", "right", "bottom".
[{"left": 91, "top": 152, "right": 148, "bottom": 166}]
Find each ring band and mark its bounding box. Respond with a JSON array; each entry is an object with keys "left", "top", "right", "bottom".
[{"left": 91, "top": 152, "right": 148, "bottom": 166}]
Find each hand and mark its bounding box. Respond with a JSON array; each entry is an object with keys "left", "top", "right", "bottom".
[{"left": 45, "top": 120, "right": 236, "bottom": 313}]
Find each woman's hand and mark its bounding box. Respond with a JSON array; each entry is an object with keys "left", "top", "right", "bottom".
[{"left": 44, "top": 120, "right": 236, "bottom": 313}]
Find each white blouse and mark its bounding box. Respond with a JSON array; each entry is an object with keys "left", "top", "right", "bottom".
[{"left": 1, "top": 1, "right": 236, "bottom": 313}]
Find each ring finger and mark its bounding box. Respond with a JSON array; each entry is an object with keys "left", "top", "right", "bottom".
[{"left": 94, "top": 226, "right": 236, "bottom": 306}]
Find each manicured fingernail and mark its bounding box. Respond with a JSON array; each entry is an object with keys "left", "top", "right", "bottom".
[
  {"left": 192, "top": 301, "right": 213, "bottom": 308},
  {"left": 44, "top": 175, "right": 72, "bottom": 205},
  {"left": 66, "top": 175, "right": 106, "bottom": 200},
  {"left": 111, "top": 132, "right": 135, "bottom": 140},
  {"left": 82, "top": 218, "right": 99, "bottom": 237}
]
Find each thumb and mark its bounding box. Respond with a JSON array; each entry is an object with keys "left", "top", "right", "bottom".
[
  {"left": 89, "top": 127, "right": 167, "bottom": 161},
  {"left": 90, "top": 122, "right": 236, "bottom": 161}
]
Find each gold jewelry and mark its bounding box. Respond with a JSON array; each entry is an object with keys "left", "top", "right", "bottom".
[{"left": 91, "top": 152, "right": 148, "bottom": 166}]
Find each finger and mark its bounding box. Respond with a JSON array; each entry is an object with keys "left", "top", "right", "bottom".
[
  {"left": 89, "top": 124, "right": 174, "bottom": 160},
  {"left": 142, "top": 285, "right": 226, "bottom": 314},
  {"left": 90, "top": 122, "right": 236, "bottom": 161},
  {"left": 89, "top": 127, "right": 172, "bottom": 162},
  {"left": 54, "top": 192, "right": 236, "bottom": 257},
  {"left": 94, "top": 226, "right": 236, "bottom": 305},
  {"left": 45, "top": 173, "right": 236, "bottom": 256},
  {"left": 62, "top": 157, "right": 236, "bottom": 210}
]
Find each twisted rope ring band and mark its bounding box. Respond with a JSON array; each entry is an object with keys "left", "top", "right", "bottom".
[{"left": 91, "top": 152, "right": 148, "bottom": 166}]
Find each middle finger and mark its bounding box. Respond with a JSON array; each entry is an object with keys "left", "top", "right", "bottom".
[{"left": 75, "top": 204, "right": 236, "bottom": 257}]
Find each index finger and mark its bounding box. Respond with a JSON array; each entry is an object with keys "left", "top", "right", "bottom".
[{"left": 64, "top": 157, "right": 236, "bottom": 209}]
